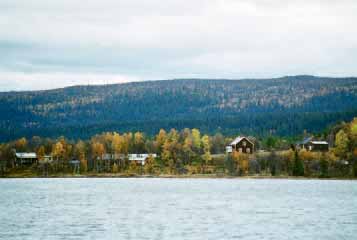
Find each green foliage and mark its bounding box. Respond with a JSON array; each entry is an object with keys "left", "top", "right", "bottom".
[
  {"left": 224, "top": 154, "right": 235, "bottom": 176},
  {"left": 265, "top": 137, "right": 278, "bottom": 150},
  {"left": 350, "top": 118, "right": 357, "bottom": 135},
  {"left": 192, "top": 129, "right": 201, "bottom": 152},
  {"left": 112, "top": 163, "right": 119, "bottom": 173},
  {"left": 269, "top": 151, "right": 278, "bottom": 176},
  {"left": 201, "top": 135, "right": 212, "bottom": 166},
  {"left": 335, "top": 130, "right": 349, "bottom": 159},
  {"left": 352, "top": 150, "right": 357, "bottom": 178},
  {"left": 353, "top": 160, "right": 357, "bottom": 178},
  {"left": 128, "top": 161, "right": 138, "bottom": 174},
  {"left": 293, "top": 151, "right": 305, "bottom": 176},
  {"left": 319, "top": 155, "right": 329, "bottom": 178}
]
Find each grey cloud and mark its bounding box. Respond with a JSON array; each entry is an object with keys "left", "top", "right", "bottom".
[{"left": 0, "top": 0, "right": 357, "bottom": 90}]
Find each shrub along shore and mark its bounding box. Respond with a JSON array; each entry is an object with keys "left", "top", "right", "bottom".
[{"left": 2, "top": 172, "right": 357, "bottom": 180}]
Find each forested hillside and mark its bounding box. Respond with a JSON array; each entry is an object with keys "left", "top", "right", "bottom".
[{"left": 1, "top": 75, "right": 357, "bottom": 141}]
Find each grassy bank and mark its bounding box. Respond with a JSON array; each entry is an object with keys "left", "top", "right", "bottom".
[{"left": 2, "top": 171, "right": 356, "bottom": 180}]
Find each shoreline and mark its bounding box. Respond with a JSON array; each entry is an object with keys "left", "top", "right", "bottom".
[{"left": 1, "top": 173, "right": 356, "bottom": 180}]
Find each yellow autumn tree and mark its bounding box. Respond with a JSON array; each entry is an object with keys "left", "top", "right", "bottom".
[
  {"left": 192, "top": 128, "right": 201, "bottom": 152},
  {"left": 144, "top": 155, "right": 155, "bottom": 175},
  {"left": 162, "top": 139, "right": 172, "bottom": 173},
  {"left": 111, "top": 133, "right": 123, "bottom": 154},
  {"left": 52, "top": 141, "right": 64, "bottom": 170},
  {"left": 75, "top": 140, "right": 87, "bottom": 172},
  {"left": 183, "top": 134, "right": 193, "bottom": 164},
  {"left": 134, "top": 132, "right": 145, "bottom": 152},
  {"left": 155, "top": 129, "right": 167, "bottom": 154},
  {"left": 15, "top": 137, "right": 27, "bottom": 151},
  {"left": 201, "top": 135, "right": 212, "bottom": 173},
  {"left": 335, "top": 129, "right": 349, "bottom": 159},
  {"left": 232, "top": 151, "right": 249, "bottom": 175},
  {"left": 37, "top": 146, "right": 45, "bottom": 163},
  {"left": 91, "top": 141, "right": 105, "bottom": 172}
]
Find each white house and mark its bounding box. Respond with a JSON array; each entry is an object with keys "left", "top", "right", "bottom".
[
  {"left": 225, "top": 146, "right": 233, "bottom": 153},
  {"left": 128, "top": 154, "right": 157, "bottom": 165},
  {"left": 15, "top": 152, "right": 38, "bottom": 165}
]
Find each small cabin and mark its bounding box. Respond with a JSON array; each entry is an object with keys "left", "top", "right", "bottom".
[
  {"left": 39, "top": 155, "right": 53, "bottom": 164},
  {"left": 101, "top": 153, "right": 125, "bottom": 162},
  {"left": 128, "top": 154, "right": 157, "bottom": 165},
  {"left": 15, "top": 152, "right": 38, "bottom": 165},
  {"left": 226, "top": 136, "right": 254, "bottom": 154},
  {"left": 297, "top": 137, "right": 329, "bottom": 152}
]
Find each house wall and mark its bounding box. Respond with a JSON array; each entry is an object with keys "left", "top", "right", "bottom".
[
  {"left": 306, "top": 143, "right": 329, "bottom": 152},
  {"left": 16, "top": 157, "right": 38, "bottom": 165},
  {"left": 233, "top": 138, "right": 254, "bottom": 154}
]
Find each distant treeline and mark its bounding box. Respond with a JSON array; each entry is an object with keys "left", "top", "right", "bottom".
[
  {"left": 1, "top": 118, "right": 357, "bottom": 178},
  {"left": 1, "top": 76, "right": 357, "bottom": 141},
  {"left": 2, "top": 111, "right": 357, "bottom": 142}
]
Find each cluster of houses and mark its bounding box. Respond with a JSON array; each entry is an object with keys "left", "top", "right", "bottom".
[
  {"left": 15, "top": 152, "right": 53, "bottom": 166},
  {"left": 14, "top": 135, "right": 330, "bottom": 166},
  {"left": 225, "top": 135, "right": 330, "bottom": 154},
  {"left": 295, "top": 136, "right": 329, "bottom": 152},
  {"left": 14, "top": 152, "right": 157, "bottom": 167}
]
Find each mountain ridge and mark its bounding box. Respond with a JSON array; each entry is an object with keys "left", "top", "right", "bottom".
[
  {"left": 1, "top": 75, "right": 357, "bottom": 141},
  {"left": 2, "top": 75, "right": 357, "bottom": 94}
]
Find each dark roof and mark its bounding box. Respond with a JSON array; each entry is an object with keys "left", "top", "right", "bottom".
[
  {"left": 230, "top": 136, "right": 254, "bottom": 146},
  {"left": 297, "top": 136, "right": 313, "bottom": 145},
  {"left": 297, "top": 137, "right": 329, "bottom": 145},
  {"left": 310, "top": 141, "right": 329, "bottom": 145},
  {"left": 15, "top": 152, "right": 37, "bottom": 158}
]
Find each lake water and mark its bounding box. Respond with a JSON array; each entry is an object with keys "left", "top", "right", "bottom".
[{"left": 0, "top": 178, "right": 356, "bottom": 240}]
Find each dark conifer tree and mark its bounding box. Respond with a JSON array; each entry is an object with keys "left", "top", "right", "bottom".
[
  {"left": 224, "top": 154, "right": 235, "bottom": 176},
  {"left": 293, "top": 150, "right": 304, "bottom": 176},
  {"left": 319, "top": 153, "right": 329, "bottom": 178}
]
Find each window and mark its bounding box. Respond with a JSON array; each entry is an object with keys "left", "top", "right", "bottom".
[
  {"left": 239, "top": 148, "right": 243, "bottom": 153},
  {"left": 247, "top": 148, "right": 250, "bottom": 153}
]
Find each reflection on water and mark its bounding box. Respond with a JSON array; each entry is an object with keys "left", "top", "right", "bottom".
[{"left": 0, "top": 178, "right": 356, "bottom": 240}]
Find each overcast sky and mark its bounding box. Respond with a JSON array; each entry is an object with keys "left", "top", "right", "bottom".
[{"left": 1, "top": 0, "right": 356, "bottom": 91}]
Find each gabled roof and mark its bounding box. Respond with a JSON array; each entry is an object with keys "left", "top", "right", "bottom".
[
  {"left": 297, "top": 137, "right": 328, "bottom": 145},
  {"left": 15, "top": 152, "right": 37, "bottom": 158},
  {"left": 128, "top": 153, "right": 157, "bottom": 161},
  {"left": 297, "top": 136, "right": 313, "bottom": 145},
  {"left": 230, "top": 136, "right": 254, "bottom": 146},
  {"left": 310, "top": 141, "right": 329, "bottom": 145}
]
